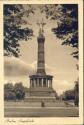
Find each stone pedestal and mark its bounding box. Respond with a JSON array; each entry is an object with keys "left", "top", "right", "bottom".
[{"left": 25, "top": 74, "right": 56, "bottom": 102}]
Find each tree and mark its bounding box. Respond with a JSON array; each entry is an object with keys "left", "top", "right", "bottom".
[
  {"left": 41, "top": 4, "right": 78, "bottom": 59},
  {"left": 62, "top": 89, "right": 75, "bottom": 101},
  {"left": 14, "top": 82, "right": 25, "bottom": 100},
  {"left": 61, "top": 80, "right": 79, "bottom": 106},
  {"left": 74, "top": 80, "right": 79, "bottom": 106},
  {"left": 4, "top": 91, "right": 16, "bottom": 101},
  {"left": 4, "top": 83, "right": 15, "bottom": 100},
  {"left": 4, "top": 5, "right": 34, "bottom": 57},
  {"left": 4, "top": 82, "right": 26, "bottom": 101},
  {"left": 4, "top": 83, "right": 14, "bottom": 91}
]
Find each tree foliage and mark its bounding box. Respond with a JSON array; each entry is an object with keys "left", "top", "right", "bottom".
[
  {"left": 4, "top": 82, "right": 27, "bottom": 101},
  {"left": 74, "top": 80, "right": 79, "bottom": 106},
  {"left": 61, "top": 79, "right": 79, "bottom": 106},
  {"left": 4, "top": 5, "right": 34, "bottom": 57},
  {"left": 41, "top": 4, "right": 78, "bottom": 59},
  {"left": 14, "top": 82, "right": 25, "bottom": 100}
]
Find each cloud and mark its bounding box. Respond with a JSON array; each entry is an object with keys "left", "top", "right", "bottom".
[
  {"left": 30, "top": 60, "right": 37, "bottom": 69},
  {"left": 5, "top": 76, "right": 30, "bottom": 88},
  {"left": 52, "top": 79, "right": 75, "bottom": 95},
  {"left": 4, "top": 57, "right": 35, "bottom": 77},
  {"left": 4, "top": 58, "right": 75, "bottom": 95}
]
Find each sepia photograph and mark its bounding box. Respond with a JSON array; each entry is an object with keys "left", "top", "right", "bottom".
[{"left": 3, "top": 3, "right": 80, "bottom": 118}]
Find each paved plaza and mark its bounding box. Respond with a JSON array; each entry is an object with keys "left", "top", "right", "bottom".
[{"left": 4, "top": 101, "right": 79, "bottom": 117}]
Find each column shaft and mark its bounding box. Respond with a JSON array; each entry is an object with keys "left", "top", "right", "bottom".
[
  {"left": 30, "top": 79, "right": 32, "bottom": 87},
  {"left": 49, "top": 79, "right": 52, "bottom": 88},
  {"left": 37, "top": 79, "right": 39, "bottom": 87},
  {"left": 42, "top": 78, "right": 43, "bottom": 87},
  {"left": 46, "top": 79, "right": 48, "bottom": 87}
]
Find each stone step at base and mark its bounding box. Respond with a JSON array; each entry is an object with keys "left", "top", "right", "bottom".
[
  {"left": 25, "top": 91, "right": 56, "bottom": 97},
  {"left": 25, "top": 96, "right": 56, "bottom": 102},
  {"left": 4, "top": 101, "right": 66, "bottom": 108},
  {"left": 28, "top": 93, "right": 55, "bottom": 96}
]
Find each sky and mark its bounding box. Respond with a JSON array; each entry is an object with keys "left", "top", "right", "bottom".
[{"left": 4, "top": 5, "right": 78, "bottom": 95}]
